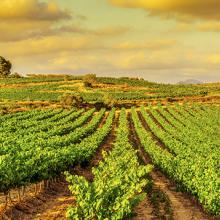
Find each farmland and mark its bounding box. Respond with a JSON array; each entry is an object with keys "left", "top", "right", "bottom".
[
  {"left": 0, "top": 76, "right": 220, "bottom": 220},
  {"left": 0, "top": 76, "right": 220, "bottom": 110}
]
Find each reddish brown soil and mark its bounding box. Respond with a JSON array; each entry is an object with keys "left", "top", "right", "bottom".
[
  {"left": 128, "top": 112, "right": 170, "bottom": 220},
  {"left": 129, "top": 197, "right": 155, "bottom": 220},
  {"left": 137, "top": 111, "right": 173, "bottom": 155},
  {"left": 157, "top": 109, "right": 177, "bottom": 129},
  {"left": 130, "top": 110, "right": 219, "bottom": 220},
  {"left": 165, "top": 108, "right": 186, "bottom": 126},
  {"left": 1, "top": 112, "right": 118, "bottom": 220},
  {"left": 1, "top": 110, "right": 219, "bottom": 220},
  {"left": 172, "top": 108, "right": 188, "bottom": 119},
  {"left": 2, "top": 180, "right": 74, "bottom": 220},
  {"left": 72, "top": 112, "right": 118, "bottom": 181},
  {"left": 146, "top": 110, "right": 165, "bottom": 130}
]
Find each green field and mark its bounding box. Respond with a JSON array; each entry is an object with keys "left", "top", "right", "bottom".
[
  {"left": 0, "top": 76, "right": 220, "bottom": 219},
  {"left": 0, "top": 76, "right": 220, "bottom": 106},
  {"left": 0, "top": 99, "right": 219, "bottom": 219}
]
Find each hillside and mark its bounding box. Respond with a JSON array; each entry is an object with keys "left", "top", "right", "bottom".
[{"left": 0, "top": 75, "right": 220, "bottom": 112}]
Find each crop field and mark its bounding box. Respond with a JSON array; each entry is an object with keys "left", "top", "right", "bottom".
[
  {"left": 0, "top": 76, "right": 220, "bottom": 107},
  {"left": 2, "top": 0, "right": 220, "bottom": 218},
  {"left": 0, "top": 102, "right": 219, "bottom": 220}
]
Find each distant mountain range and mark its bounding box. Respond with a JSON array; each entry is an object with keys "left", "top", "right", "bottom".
[{"left": 177, "top": 79, "right": 203, "bottom": 85}]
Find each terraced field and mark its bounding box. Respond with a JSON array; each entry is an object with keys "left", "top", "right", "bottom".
[{"left": 0, "top": 104, "right": 220, "bottom": 220}]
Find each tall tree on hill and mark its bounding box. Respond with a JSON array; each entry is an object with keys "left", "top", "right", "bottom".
[{"left": 0, "top": 56, "right": 12, "bottom": 77}]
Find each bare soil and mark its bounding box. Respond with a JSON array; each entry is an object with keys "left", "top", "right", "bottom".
[
  {"left": 1, "top": 110, "right": 219, "bottom": 220},
  {"left": 128, "top": 112, "right": 172, "bottom": 220},
  {"left": 156, "top": 109, "right": 177, "bottom": 129},
  {"left": 129, "top": 110, "right": 219, "bottom": 220},
  {"left": 165, "top": 108, "right": 186, "bottom": 127},
  {"left": 1, "top": 112, "right": 118, "bottom": 220},
  {"left": 137, "top": 111, "right": 173, "bottom": 155},
  {"left": 0, "top": 180, "right": 74, "bottom": 220}
]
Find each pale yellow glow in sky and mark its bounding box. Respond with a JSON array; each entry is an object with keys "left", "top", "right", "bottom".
[{"left": 0, "top": 0, "right": 220, "bottom": 83}]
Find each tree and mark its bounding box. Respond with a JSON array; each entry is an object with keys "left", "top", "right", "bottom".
[{"left": 0, "top": 56, "right": 12, "bottom": 77}]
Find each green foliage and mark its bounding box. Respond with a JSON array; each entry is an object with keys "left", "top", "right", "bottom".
[
  {"left": 132, "top": 105, "right": 220, "bottom": 216},
  {"left": 0, "top": 76, "right": 219, "bottom": 104},
  {"left": 83, "top": 74, "right": 97, "bottom": 83},
  {"left": 0, "top": 101, "right": 219, "bottom": 217},
  {"left": 0, "top": 108, "right": 117, "bottom": 192},
  {"left": 65, "top": 108, "right": 152, "bottom": 220},
  {"left": 60, "top": 94, "right": 83, "bottom": 108},
  {"left": 102, "top": 93, "right": 118, "bottom": 107}
]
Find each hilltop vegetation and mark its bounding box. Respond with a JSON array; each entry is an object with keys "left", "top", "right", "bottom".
[{"left": 0, "top": 74, "right": 220, "bottom": 113}]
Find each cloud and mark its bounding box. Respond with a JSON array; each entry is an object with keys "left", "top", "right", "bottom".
[
  {"left": 0, "top": 1, "right": 130, "bottom": 42},
  {"left": 56, "top": 25, "right": 131, "bottom": 36},
  {"left": 2, "top": 36, "right": 177, "bottom": 58},
  {"left": 0, "top": 20, "right": 53, "bottom": 42},
  {"left": 0, "top": 0, "right": 75, "bottom": 42},
  {"left": 169, "top": 21, "right": 220, "bottom": 33},
  {"left": 108, "top": 0, "right": 220, "bottom": 21},
  {"left": 2, "top": 36, "right": 102, "bottom": 57},
  {"left": 3, "top": 36, "right": 220, "bottom": 83},
  {"left": 0, "top": 0, "right": 71, "bottom": 21},
  {"left": 196, "top": 22, "right": 220, "bottom": 32},
  {"left": 0, "top": 21, "right": 131, "bottom": 42},
  {"left": 114, "top": 39, "right": 176, "bottom": 50}
]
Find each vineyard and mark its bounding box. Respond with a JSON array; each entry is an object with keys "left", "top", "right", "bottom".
[
  {"left": 0, "top": 76, "right": 220, "bottom": 107},
  {"left": 0, "top": 103, "right": 219, "bottom": 219}
]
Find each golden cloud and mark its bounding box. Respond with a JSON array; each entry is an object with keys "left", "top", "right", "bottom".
[
  {"left": 196, "top": 22, "right": 220, "bottom": 32},
  {"left": 57, "top": 25, "right": 131, "bottom": 36},
  {"left": 0, "top": 22, "right": 131, "bottom": 42},
  {"left": 3, "top": 36, "right": 170, "bottom": 58},
  {"left": 108, "top": 0, "right": 220, "bottom": 21},
  {"left": 2, "top": 36, "right": 100, "bottom": 57},
  {"left": 0, "top": 1, "right": 130, "bottom": 42},
  {"left": 0, "top": 0, "right": 71, "bottom": 21},
  {"left": 114, "top": 39, "right": 176, "bottom": 50},
  {"left": 0, "top": 20, "right": 54, "bottom": 42}
]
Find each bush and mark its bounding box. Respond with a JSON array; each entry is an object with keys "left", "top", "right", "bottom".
[
  {"left": 64, "top": 75, "right": 71, "bottom": 81},
  {"left": 83, "top": 74, "right": 97, "bottom": 83},
  {"left": 83, "top": 81, "right": 93, "bottom": 88},
  {"left": 103, "top": 94, "right": 118, "bottom": 108},
  {"left": 60, "top": 94, "right": 83, "bottom": 108},
  {"left": 10, "top": 72, "right": 22, "bottom": 78}
]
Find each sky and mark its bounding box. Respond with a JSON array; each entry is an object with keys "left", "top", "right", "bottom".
[{"left": 1, "top": 0, "right": 220, "bottom": 83}]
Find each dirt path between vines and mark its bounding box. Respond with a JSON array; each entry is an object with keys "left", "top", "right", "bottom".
[
  {"left": 128, "top": 111, "right": 219, "bottom": 220},
  {"left": 2, "top": 112, "right": 118, "bottom": 220},
  {"left": 128, "top": 112, "right": 172, "bottom": 220}
]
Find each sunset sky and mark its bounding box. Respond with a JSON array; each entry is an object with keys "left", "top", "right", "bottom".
[{"left": 1, "top": 0, "right": 220, "bottom": 83}]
